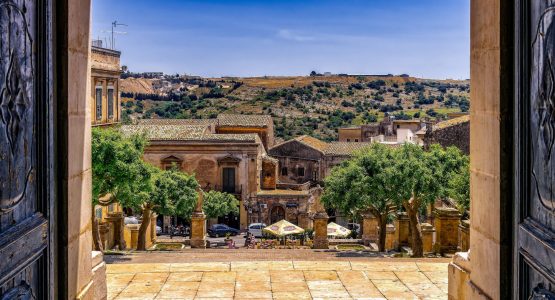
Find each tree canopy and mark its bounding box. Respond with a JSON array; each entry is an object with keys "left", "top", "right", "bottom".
[{"left": 202, "top": 190, "right": 240, "bottom": 219}]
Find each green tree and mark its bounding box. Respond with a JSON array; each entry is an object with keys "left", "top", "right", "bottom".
[
  {"left": 137, "top": 168, "right": 199, "bottom": 250},
  {"left": 389, "top": 144, "right": 468, "bottom": 257},
  {"left": 203, "top": 190, "right": 240, "bottom": 219},
  {"left": 322, "top": 144, "right": 397, "bottom": 251},
  {"left": 91, "top": 127, "right": 151, "bottom": 251},
  {"left": 448, "top": 164, "right": 470, "bottom": 214}
]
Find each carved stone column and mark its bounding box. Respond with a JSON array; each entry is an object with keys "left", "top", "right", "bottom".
[
  {"left": 190, "top": 189, "right": 207, "bottom": 248},
  {"left": 421, "top": 223, "right": 435, "bottom": 253},
  {"left": 394, "top": 212, "right": 410, "bottom": 248},
  {"left": 310, "top": 187, "right": 328, "bottom": 249},
  {"left": 385, "top": 224, "right": 396, "bottom": 251},
  {"left": 434, "top": 207, "right": 462, "bottom": 254},
  {"left": 362, "top": 213, "right": 378, "bottom": 246},
  {"left": 105, "top": 212, "right": 126, "bottom": 250}
]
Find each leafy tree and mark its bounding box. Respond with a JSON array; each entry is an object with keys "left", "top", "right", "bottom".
[
  {"left": 322, "top": 144, "right": 397, "bottom": 251},
  {"left": 388, "top": 144, "right": 468, "bottom": 257},
  {"left": 203, "top": 190, "right": 240, "bottom": 219},
  {"left": 136, "top": 168, "right": 199, "bottom": 250},
  {"left": 91, "top": 127, "right": 151, "bottom": 250},
  {"left": 448, "top": 164, "right": 470, "bottom": 214}
]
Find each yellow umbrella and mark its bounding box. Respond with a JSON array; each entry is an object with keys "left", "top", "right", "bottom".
[
  {"left": 263, "top": 220, "right": 305, "bottom": 237},
  {"left": 327, "top": 222, "right": 351, "bottom": 238}
]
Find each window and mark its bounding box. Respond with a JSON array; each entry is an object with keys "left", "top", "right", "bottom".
[
  {"left": 95, "top": 85, "right": 103, "bottom": 120},
  {"left": 354, "top": 139, "right": 359, "bottom": 142},
  {"left": 107, "top": 86, "right": 114, "bottom": 119},
  {"left": 397, "top": 125, "right": 400, "bottom": 129},
  {"left": 312, "top": 171, "right": 317, "bottom": 181},
  {"left": 347, "top": 139, "right": 350, "bottom": 142},
  {"left": 281, "top": 167, "right": 288, "bottom": 176},
  {"left": 297, "top": 167, "right": 305, "bottom": 177}
]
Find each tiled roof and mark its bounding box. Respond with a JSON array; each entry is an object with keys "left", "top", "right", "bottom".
[
  {"left": 137, "top": 118, "right": 218, "bottom": 126},
  {"left": 323, "top": 142, "right": 373, "bottom": 156},
  {"left": 295, "top": 135, "right": 329, "bottom": 152},
  {"left": 433, "top": 115, "right": 470, "bottom": 131},
  {"left": 217, "top": 114, "right": 273, "bottom": 128},
  {"left": 120, "top": 125, "right": 260, "bottom": 143},
  {"left": 256, "top": 189, "right": 310, "bottom": 197},
  {"left": 120, "top": 125, "right": 208, "bottom": 140}
]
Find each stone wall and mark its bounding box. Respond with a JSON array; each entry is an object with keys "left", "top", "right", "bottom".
[
  {"left": 425, "top": 117, "right": 470, "bottom": 154},
  {"left": 269, "top": 140, "right": 323, "bottom": 184}
]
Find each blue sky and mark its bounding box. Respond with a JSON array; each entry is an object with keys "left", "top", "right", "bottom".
[{"left": 92, "top": 0, "right": 470, "bottom": 79}]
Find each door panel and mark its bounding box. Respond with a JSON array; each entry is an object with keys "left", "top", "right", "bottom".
[
  {"left": 516, "top": 0, "right": 555, "bottom": 297},
  {"left": 222, "top": 168, "right": 235, "bottom": 193},
  {"left": 0, "top": 0, "right": 52, "bottom": 298}
]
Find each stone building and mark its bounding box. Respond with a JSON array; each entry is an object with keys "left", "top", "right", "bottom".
[
  {"left": 418, "top": 115, "right": 470, "bottom": 155},
  {"left": 90, "top": 44, "right": 122, "bottom": 126},
  {"left": 338, "top": 117, "right": 394, "bottom": 142}
]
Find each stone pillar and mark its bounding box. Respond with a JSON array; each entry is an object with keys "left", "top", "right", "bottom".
[
  {"left": 310, "top": 187, "right": 328, "bottom": 249},
  {"left": 130, "top": 226, "right": 139, "bottom": 250},
  {"left": 150, "top": 213, "right": 157, "bottom": 244},
  {"left": 92, "top": 251, "right": 107, "bottom": 300},
  {"left": 421, "top": 223, "right": 435, "bottom": 253},
  {"left": 385, "top": 224, "right": 396, "bottom": 251},
  {"left": 459, "top": 219, "right": 470, "bottom": 252},
  {"left": 362, "top": 213, "right": 378, "bottom": 246},
  {"left": 190, "top": 188, "right": 207, "bottom": 248},
  {"left": 394, "top": 212, "right": 410, "bottom": 248},
  {"left": 312, "top": 213, "right": 329, "bottom": 249},
  {"left": 434, "top": 207, "right": 461, "bottom": 254},
  {"left": 98, "top": 222, "right": 110, "bottom": 250},
  {"left": 163, "top": 215, "right": 171, "bottom": 233},
  {"left": 105, "top": 212, "right": 126, "bottom": 250}
]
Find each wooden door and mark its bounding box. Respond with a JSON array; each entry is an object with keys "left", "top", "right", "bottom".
[
  {"left": 222, "top": 167, "right": 236, "bottom": 193},
  {"left": 0, "top": 0, "right": 54, "bottom": 298},
  {"left": 515, "top": 0, "right": 555, "bottom": 297}
]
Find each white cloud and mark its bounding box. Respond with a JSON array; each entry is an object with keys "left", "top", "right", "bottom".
[{"left": 277, "top": 29, "right": 316, "bottom": 42}]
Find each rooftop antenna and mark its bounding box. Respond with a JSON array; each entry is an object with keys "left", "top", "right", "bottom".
[{"left": 105, "top": 20, "right": 128, "bottom": 50}]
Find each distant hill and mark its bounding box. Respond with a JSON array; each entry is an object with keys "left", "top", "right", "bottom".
[{"left": 120, "top": 75, "right": 470, "bottom": 142}]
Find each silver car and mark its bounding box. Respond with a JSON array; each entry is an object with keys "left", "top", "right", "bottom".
[{"left": 247, "top": 223, "right": 267, "bottom": 238}]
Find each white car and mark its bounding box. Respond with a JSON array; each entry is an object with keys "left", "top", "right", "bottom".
[{"left": 247, "top": 223, "right": 267, "bottom": 238}]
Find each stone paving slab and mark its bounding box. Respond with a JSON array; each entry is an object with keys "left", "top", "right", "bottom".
[{"left": 107, "top": 260, "right": 448, "bottom": 300}]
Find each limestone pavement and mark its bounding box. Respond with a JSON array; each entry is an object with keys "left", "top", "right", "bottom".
[{"left": 107, "top": 252, "right": 448, "bottom": 300}]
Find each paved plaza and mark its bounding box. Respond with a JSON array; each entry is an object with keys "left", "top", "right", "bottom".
[{"left": 106, "top": 251, "right": 449, "bottom": 300}]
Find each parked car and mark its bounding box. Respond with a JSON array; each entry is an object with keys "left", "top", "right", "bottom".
[
  {"left": 247, "top": 223, "right": 267, "bottom": 238},
  {"left": 208, "top": 224, "right": 240, "bottom": 238}
]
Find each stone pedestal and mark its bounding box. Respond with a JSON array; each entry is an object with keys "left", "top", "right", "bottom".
[
  {"left": 394, "top": 212, "right": 410, "bottom": 248},
  {"left": 459, "top": 219, "right": 470, "bottom": 252},
  {"left": 190, "top": 213, "right": 207, "bottom": 248},
  {"left": 433, "top": 207, "right": 462, "bottom": 254},
  {"left": 130, "top": 226, "right": 139, "bottom": 250},
  {"left": 362, "top": 213, "right": 378, "bottom": 246},
  {"left": 312, "top": 214, "right": 329, "bottom": 249},
  {"left": 105, "top": 212, "right": 126, "bottom": 250},
  {"left": 98, "top": 222, "right": 110, "bottom": 250},
  {"left": 421, "top": 223, "right": 435, "bottom": 253},
  {"left": 150, "top": 213, "right": 158, "bottom": 244},
  {"left": 385, "top": 224, "right": 396, "bottom": 251}
]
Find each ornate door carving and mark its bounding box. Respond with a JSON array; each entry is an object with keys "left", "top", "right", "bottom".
[
  {"left": 0, "top": 0, "right": 53, "bottom": 298},
  {"left": 516, "top": 0, "right": 555, "bottom": 297}
]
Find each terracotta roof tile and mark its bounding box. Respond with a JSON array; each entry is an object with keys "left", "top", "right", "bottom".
[
  {"left": 323, "top": 142, "right": 374, "bottom": 156},
  {"left": 295, "top": 135, "right": 329, "bottom": 152},
  {"left": 137, "top": 118, "right": 218, "bottom": 126},
  {"left": 120, "top": 125, "right": 208, "bottom": 140},
  {"left": 217, "top": 114, "right": 273, "bottom": 128},
  {"left": 433, "top": 115, "right": 470, "bottom": 131}
]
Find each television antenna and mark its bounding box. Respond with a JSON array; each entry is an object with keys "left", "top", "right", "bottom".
[{"left": 101, "top": 20, "right": 128, "bottom": 49}]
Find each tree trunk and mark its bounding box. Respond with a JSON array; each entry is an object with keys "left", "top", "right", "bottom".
[
  {"left": 377, "top": 214, "right": 387, "bottom": 252},
  {"left": 91, "top": 206, "right": 104, "bottom": 251},
  {"left": 137, "top": 207, "right": 152, "bottom": 251},
  {"left": 405, "top": 204, "right": 424, "bottom": 257}
]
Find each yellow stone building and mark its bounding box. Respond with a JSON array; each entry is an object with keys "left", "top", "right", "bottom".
[{"left": 90, "top": 44, "right": 122, "bottom": 126}]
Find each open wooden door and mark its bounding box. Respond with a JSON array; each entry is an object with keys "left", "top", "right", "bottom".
[
  {"left": 0, "top": 0, "right": 55, "bottom": 298},
  {"left": 515, "top": 0, "right": 555, "bottom": 297}
]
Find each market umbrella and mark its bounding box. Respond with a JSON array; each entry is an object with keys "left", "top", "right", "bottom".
[
  {"left": 263, "top": 220, "right": 305, "bottom": 237},
  {"left": 327, "top": 222, "right": 351, "bottom": 238}
]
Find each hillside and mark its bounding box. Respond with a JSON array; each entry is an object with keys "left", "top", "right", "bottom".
[{"left": 120, "top": 75, "right": 470, "bottom": 142}]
